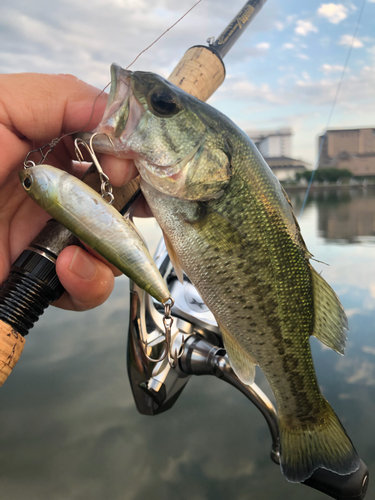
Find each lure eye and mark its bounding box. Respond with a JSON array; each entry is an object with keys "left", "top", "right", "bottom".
[
  {"left": 150, "top": 89, "right": 180, "bottom": 117},
  {"left": 23, "top": 175, "right": 33, "bottom": 190}
]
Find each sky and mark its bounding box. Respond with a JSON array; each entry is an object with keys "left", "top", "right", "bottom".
[{"left": 1, "top": 0, "right": 374, "bottom": 164}]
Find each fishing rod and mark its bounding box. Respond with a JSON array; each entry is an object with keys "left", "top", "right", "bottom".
[
  {"left": 0, "top": 1, "right": 369, "bottom": 498},
  {"left": 0, "top": 0, "right": 265, "bottom": 386}
]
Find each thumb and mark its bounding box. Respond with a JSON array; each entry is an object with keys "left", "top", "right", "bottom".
[{"left": 54, "top": 246, "right": 115, "bottom": 311}]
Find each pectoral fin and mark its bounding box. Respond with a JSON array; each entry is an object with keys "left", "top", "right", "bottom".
[
  {"left": 183, "top": 144, "right": 232, "bottom": 201},
  {"left": 311, "top": 267, "right": 348, "bottom": 355},
  {"left": 218, "top": 321, "right": 256, "bottom": 385},
  {"left": 163, "top": 231, "right": 184, "bottom": 284}
]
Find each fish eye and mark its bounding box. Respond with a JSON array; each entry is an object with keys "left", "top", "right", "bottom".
[
  {"left": 150, "top": 89, "right": 179, "bottom": 117},
  {"left": 23, "top": 175, "right": 33, "bottom": 190}
]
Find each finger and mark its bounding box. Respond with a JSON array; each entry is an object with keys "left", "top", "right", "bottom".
[
  {"left": 80, "top": 244, "right": 123, "bottom": 278},
  {"left": 0, "top": 124, "right": 32, "bottom": 183},
  {"left": 0, "top": 73, "right": 108, "bottom": 143},
  {"left": 100, "top": 155, "right": 138, "bottom": 187},
  {"left": 54, "top": 246, "right": 115, "bottom": 311},
  {"left": 132, "top": 193, "right": 154, "bottom": 218}
]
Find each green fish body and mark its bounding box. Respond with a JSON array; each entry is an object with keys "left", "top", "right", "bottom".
[
  {"left": 19, "top": 165, "right": 170, "bottom": 304},
  {"left": 91, "top": 64, "right": 359, "bottom": 482}
]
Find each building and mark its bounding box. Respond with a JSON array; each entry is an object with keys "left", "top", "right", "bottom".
[
  {"left": 318, "top": 127, "right": 375, "bottom": 176},
  {"left": 250, "top": 127, "right": 292, "bottom": 158},
  {"left": 246, "top": 128, "right": 310, "bottom": 181},
  {"left": 265, "top": 156, "right": 311, "bottom": 182}
]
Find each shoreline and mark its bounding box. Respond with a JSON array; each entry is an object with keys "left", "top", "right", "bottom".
[{"left": 282, "top": 182, "right": 375, "bottom": 191}]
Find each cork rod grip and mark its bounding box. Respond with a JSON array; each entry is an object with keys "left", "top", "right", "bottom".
[
  {"left": 0, "top": 322, "right": 25, "bottom": 385},
  {"left": 168, "top": 46, "right": 225, "bottom": 101}
]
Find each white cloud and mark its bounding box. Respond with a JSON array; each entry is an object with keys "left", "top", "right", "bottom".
[
  {"left": 297, "top": 54, "right": 310, "bottom": 60},
  {"left": 219, "top": 79, "right": 283, "bottom": 105},
  {"left": 317, "top": 3, "right": 348, "bottom": 24},
  {"left": 345, "top": 308, "right": 362, "bottom": 318},
  {"left": 0, "top": 1, "right": 225, "bottom": 83},
  {"left": 362, "top": 346, "right": 375, "bottom": 356},
  {"left": 256, "top": 42, "right": 270, "bottom": 50},
  {"left": 320, "top": 63, "right": 346, "bottom": 74},
  {"left": 346, "top": 361, "right": 375, "bottom": 385},
  {"left": 244, "top": 42, "right": 272, "bottom": 58},
  {"left": 283, "top": 43, "right": 295, "bottom": 49},
  {"left": 339, "top": 35, "right": 364, "bottom": 48},
  {"left": 302, "top": 71, "right": 310, "bottom": 80},
  {"left": 275, "top": 21, "right": 284, "bottom": 30},
  {"left": 295, "top": 20, "right": 318, "bottom": 36}
]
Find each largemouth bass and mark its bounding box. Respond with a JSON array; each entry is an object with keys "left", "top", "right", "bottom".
[
  {"left": 19, "top": 165, "right": 170, "bottom": 304},
  {"left": 90, "top": 64, "right": 359, "bottom": 482}
]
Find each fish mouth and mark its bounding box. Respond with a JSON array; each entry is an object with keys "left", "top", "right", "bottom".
[
  {"left": 76, "top": 64, "right": 199, "bottom": 192},
  {"left": 77, "top": 64, "right": 140, "bottom": 157}
]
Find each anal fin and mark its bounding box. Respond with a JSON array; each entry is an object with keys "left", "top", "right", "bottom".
[
  {"left": 311, "top": 267, "right": 348, "bottom": 355},
  {"left": 218, "top": 321, "right": 256, "bottom": 385}
]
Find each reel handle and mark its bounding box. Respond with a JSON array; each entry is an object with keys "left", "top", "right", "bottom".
[{"left": 303, "top": 460, "right": 369, "bottom": 500}]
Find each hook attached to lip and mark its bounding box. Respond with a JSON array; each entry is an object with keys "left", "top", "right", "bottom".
[{"left": 74, "top": 132, "right": 115, "bottom": 205}]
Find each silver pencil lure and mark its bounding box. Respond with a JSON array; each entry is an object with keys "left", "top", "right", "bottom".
[{"left": 19, "top": 164, "right": 170, "bottom": 305}]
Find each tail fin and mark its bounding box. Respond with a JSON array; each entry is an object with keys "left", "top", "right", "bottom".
[{"left": 279, "top": 399, "right": 360, "bottom": 483}]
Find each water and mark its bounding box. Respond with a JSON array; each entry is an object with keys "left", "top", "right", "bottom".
[{"left": 1, "top": 188, "right": 375, "bottom": 500}]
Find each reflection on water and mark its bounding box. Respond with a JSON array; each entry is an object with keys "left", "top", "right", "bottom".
[
  {"left": 1, "top": 198, "right": 375, "bottom": 500},
  {"left": 290, "top": 186, "right": 375, "bottom": 243}
]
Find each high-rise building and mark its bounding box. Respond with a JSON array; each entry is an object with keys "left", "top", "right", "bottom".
[
  {"left": 249, "top": 127, "right": 292, "bottom": 158},
  {"left": 246, "top": 128, "right": 310, "bottom": 181}
]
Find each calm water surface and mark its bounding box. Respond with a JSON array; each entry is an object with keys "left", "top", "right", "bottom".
[{"left": 1, "top": 187, "right": 375, "bottom": 500}]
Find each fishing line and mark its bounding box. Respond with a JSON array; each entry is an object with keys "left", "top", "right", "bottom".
[
  {"left": 126, "top": 0, "right": 203, "bottom": 70},
  {"left": 80, "top": 0, "right": 203, "bottom": 133},
  {"left": 299, "top": 0, "right": 367, "bottom": 218},
  {"left": 28, "top": 0, "right": 202, "bottom": 166}
]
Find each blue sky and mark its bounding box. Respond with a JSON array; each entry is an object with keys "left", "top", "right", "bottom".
[{"left": 1, "top": 0, "right": 374, "bottom": 163}]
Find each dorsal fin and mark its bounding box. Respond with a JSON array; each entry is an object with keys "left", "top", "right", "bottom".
[{"left": 311, "top": 267, "right": 348, "bottom": 355}]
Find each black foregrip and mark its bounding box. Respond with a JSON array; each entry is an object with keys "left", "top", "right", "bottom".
[
  {"left": 303, "top": 460, "right": 369, "bottom": 500},
  {"left": 213, "top": 0, "right": 267, "bottom": 58},
  {"left": 0, "top": 220, "right": 81, "bottom": 335}
]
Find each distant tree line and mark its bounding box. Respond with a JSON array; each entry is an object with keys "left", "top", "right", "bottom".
[{"left": 295, "top": 168, "right": 353, "bottom": 183}]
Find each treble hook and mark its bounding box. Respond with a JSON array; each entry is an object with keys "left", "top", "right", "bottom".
[
  {"left": 74, "top": 133, "right": 115, "bottom": 204},
  {"left": 141, "top": 297, "right": 185, "bottom": 367}
]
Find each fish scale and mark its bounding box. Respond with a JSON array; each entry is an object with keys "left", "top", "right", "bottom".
[
  {"left": 91, "top": 64, "right": 359, "bottom": 483},
  {"left": 159, "top": 168, "right": 315, "bottom": 415}
]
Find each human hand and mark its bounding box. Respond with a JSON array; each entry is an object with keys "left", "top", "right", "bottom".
[{"left": 0, "top": 73, "right": 139, "bottom": 311}]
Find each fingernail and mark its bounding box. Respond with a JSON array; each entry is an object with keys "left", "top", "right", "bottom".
[{"left": 69, "top": 247, "right": 96, "bottom": 280}]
